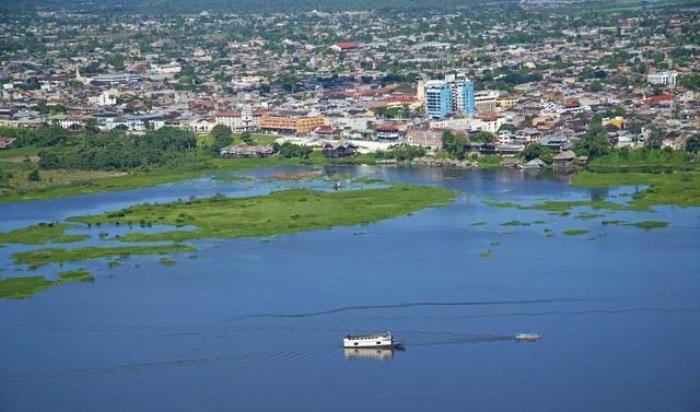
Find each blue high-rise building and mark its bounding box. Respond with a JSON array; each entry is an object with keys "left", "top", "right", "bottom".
[
  {"left": 423, "top": 74, "right": 475, "bottom": 119},
  {"left": 425, "top": 81, "right": 453, "bottom": 119},
  {"left": 464, "top": 79, "right": 475, "bottom": 118}
]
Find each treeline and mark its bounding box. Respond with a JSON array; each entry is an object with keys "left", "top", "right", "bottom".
[
  {"left": 0, "top": 125, "right": 76, "bottom": 147},
  {"left": 38, "top": 127, "right": 196, "bottom": 171},
  {"left": 2, "top": 0, "right": 502, "bottom": 14}
]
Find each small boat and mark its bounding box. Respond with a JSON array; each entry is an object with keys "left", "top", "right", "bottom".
[
  {"left": 343, "top": 331, "right": 399, "bottom": 349},
  {"left": 514, "top": 333, "right": 541, "bottom": 342}
]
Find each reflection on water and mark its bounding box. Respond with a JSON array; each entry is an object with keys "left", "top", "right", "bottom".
[{"left": 344, "top": 347, "right": 399, "bottom": 360}]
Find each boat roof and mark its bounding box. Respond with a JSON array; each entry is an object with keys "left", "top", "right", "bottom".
[{"left": 345, "top": 332, "right": 391, "bottom": 339}]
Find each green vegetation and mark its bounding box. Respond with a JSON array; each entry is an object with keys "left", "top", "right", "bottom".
[
  {"left": 563, "top": 229, "right": 590, "bottom": 236},
  {"left": 72, "top": 184, "right": 457, "bottom": 242},
  {"left": 575, "top": 212, "right": 606, "bottom": 220},
  {"left": 0, "top": 222, "right": 88, "bottom": 245},
  {"left": 572, "top": 171, "right": 700, "bottom": 209},
  {"left": 588, "top": 148, "right": 693, "bottom": 170},
  {"left": 12, "top": 244, "right": 195, "bottom": 267},
  {"left": 501, "top": 220, "right": 530, "bottom": 226},
  {"left": 601, "top": 220, "right": 669, "bottom": 230},
  {"left": 486, "top": 199, "right": 640, "bottom": 213},
  {"left": 212, "top": 175, "right": 254, "bottom": 182},
  {"left": 0, "top": 268, "right": 93, "bottom": 299},
  {"left": 626, "top": 221, "right": 669, "bottom": 229},
  {"left": 160, "top": 258, "right": 176, "bottom": 266},
  {"left": 478, "top": 250, "right": 493, "bottom": 258}
]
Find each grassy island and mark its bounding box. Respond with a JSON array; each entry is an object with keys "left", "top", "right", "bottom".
[
  {"left": 0, "top": 269, "right": 93, "bottom": 299},
  {"left": 0, "top": 222, "right": 88, "bottom": 245},
  {"left": 12, "top": 244, "right": 195, "bottom": 267},
  {"left": 572, "top": 171, "right": 700, "bottom": 209},
  {"left": 72, "top": 184, "right": 457, "bottom": 242}
]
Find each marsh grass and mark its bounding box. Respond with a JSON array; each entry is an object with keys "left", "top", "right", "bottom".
[
  {"left": 0, "top": 268, "right": 93, "bottom": 299},
  {"left": 12, "top": 244, "right": 195, "bottom": 267},
  {"left": 0, "top": 222, "right": 88, "bottom": 245},
  {"left": 72, "top": 185, "right": 457, "bottom": 243},
  {"left": 563, "top": 229, "right": 590, "bottom": 236}
]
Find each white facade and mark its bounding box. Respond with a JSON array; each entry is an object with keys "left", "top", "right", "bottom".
[
  {"left": 647, "top": 71, "right": 678, "bottom": 87},
  {"left": 215, "top": 109, "right": 258, "bottom": 131}
]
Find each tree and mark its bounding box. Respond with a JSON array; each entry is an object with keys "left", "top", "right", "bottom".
[
  {"left": 685, "top": 134, "right": 700, "bottom": 153},
  {"left": 28, "top": 169, "right": 40, "bottom": 182},
  {"left": 210, "top": 124, "right": 232, "bottom": 154},
  {"left": 498, "top": 123, "right": 517, "bottom": 133},
  {"left": 574, "top": 120, "right": 610, "bottom": 158},
  {"left": 470, "top": 131, "right": 495, "bottom": 143},
  {"left": 240, "top": 131, "right": 255, "bottom": 144},
  {"left": 521, "top": 143, "right": 553, "bottom": 163},
  {"left": 442, "top": 132, "right": 470, "bottom": 160},
  {"left": 590, "top": 79, "right": 604, "bottom": 92}
]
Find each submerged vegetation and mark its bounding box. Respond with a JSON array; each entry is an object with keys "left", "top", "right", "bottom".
[
  {"left": 71, "top": 184, "right": 457, "bottom": 242},
  {"left": 0, "top": 222, "right": 88, "bottom": 245},
  {"left": 12, "top": 244, "right": 195, "bottom": 267},
  {"left": 572, "top": 171, "right": 700, "bottom": 209},
  {"left": 563, "top": 229, "right": 590, "bottom": 236},
  {"left": 0, "top": 268, "right": 93, "bottom": 299}
]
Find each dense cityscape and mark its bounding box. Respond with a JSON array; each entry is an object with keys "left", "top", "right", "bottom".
[{"left": 1, "top": 2, "right": 698, "bottom": 174}]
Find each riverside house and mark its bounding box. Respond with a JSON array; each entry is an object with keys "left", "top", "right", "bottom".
[{"left": 220, "top": 143, "right": 275, "bottom": 158}]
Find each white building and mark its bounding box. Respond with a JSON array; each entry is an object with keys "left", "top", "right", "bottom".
[
  {"left": 647, "top": 71, "right": 678, "bottom": 88},
  {"left": 88, "top": 90, "right": 118, "bottom": 106},
  {"left": 215, "top": 109, "right": 258, "bottom": 131}
]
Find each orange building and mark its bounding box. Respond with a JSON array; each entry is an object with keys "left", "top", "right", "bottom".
[{"left": 259, "top": 116, "right": 326, "bottom": 134}]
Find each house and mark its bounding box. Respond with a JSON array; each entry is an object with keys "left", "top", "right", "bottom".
[
  {"left": 220, "top": 143, "right": 275, "bottom": 158},
  {"left": 539, "top": 133, "right": 573, "bottom": 152},
  {"left": 0, "top": 137, "right": 16, "bottom": 149},
  {"left": 375, "top": 124, "right": 403, "bottom": 140},
  {"left": 406, "top": 129, "right": 443, "bottom": 150},
  {"left": 522, "top": 158, "right": 547, "bottom": 169},
  {"left": 321, "top": 141, "right": 357, "bottom": 158},
  {"left": 552, "top": 150, "right": 576, "bottom": 169},
  {"left": 331, "top": 42, "right": 359, "bottom": 52}
]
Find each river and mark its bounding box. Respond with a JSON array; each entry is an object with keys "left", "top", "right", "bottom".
[{"left": 1, "top": 166, "right": 699, "bottom": 412}]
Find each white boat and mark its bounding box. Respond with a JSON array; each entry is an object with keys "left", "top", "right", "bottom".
[
  {"left": 343, "top": 331, "right": 397, "bottom": 349},
  {"left": 514, "top": 333, "right": 541, "bottom": 342}
]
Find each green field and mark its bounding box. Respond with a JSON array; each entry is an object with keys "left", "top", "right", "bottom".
[{"left": 71, "top": 184, "right": 458, "bottom": 242}]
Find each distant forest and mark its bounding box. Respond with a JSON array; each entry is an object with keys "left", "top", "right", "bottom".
[{"left": 1, "top": 0, "right": 512, "bottom": 14}]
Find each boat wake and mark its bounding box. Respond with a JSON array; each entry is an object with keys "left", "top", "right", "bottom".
[{"left": 225, "top": 298, "right": 600, "bottom": 322}]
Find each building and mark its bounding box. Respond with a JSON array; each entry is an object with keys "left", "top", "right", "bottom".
[
  {"left": 647, "top": 71, "right": 678, "bottom": 88},
  {"left": 149, "top": 63, "right": 182, "bottom": 76},
  {"left": 375, "top": 124, "right": 402, "bottom": 140},
  {"left": 474, "top": 90, "right": 500, "bottom": 114},
  {"left": 445, "top": 73, "right": 476, "bottom": 117},
  {"left": 331, "top": 42, "right": 359, "bottom": 52},
  {"left": 220, "top": 143, "right": 275, "bottom": 158},
  {"left": 425, "top": 80, "right": 453, "bottom": 119},
  {"left": 406, "top": 129, "right": 443, "bottom": 150},
  {"left": 259, "top": 116, "right": 326, "bottom": 134},
  {"left": 0, "top": 137, "right": 16, "bottom": 149},
  {"left": 423, "top": 74, "right": 475, "bottom": 119},
  {"left": 215, "top": 109, "right": 258, "bottom": 131},
  {"left": 322, "top": 141, "right": 357, "bottom": 158}
]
